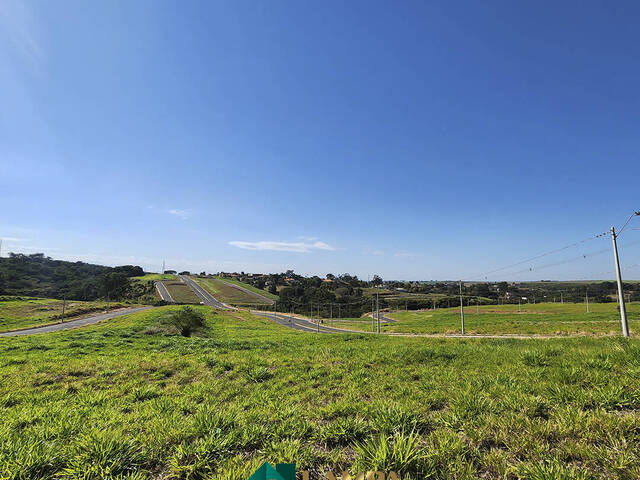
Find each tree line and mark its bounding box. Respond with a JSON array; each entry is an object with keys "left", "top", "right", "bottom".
[{"left": 0, "top": 253, "right": 150, "bottom": 301}]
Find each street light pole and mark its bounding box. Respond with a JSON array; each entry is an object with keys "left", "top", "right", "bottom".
[{"left": 611, "top": 226, "right": 629, "bottom": 337}]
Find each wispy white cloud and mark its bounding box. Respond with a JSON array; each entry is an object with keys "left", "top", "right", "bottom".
[
  {"left": 394, "top": 252, "right": 423, "bottom": 258},
  {"left": 229, "top": 240, "right": 335, "bottom": 253},
  {"left": 166, "top": 208, "right": 191, "bottom": 220},
  {"left": 0, "top": 237, "right": 26, "bottom": 242},
  {"left": 297, "top": 236, "right": 319, "bottom": 242},
  {"left": 0, "top": 0, "right": 44, "bottom": 70}
]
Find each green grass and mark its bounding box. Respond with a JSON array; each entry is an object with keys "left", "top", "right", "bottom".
[
  {"left": 331, "top": 302, "right": 640, "bottom": 336},
  {"left": 1, "top": 306, "right": 640, "bottom": 479},
  {"left": 214, "top": 276, "right": 278, "bottom": 301},
  {"left": 131, "top": 274, "right": 177, "bottom": 282},
  {"left": 0, "top": 297, "right": 132, "bottom": 333},
  {"left": 196, "top": 278, "right": 273, "bottom": 306},
  {"left": 163, "top": 281, "right": 201, "bottom": 304}
]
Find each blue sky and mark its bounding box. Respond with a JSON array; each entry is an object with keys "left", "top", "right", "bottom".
[{"left": 1, "top": 0, "right": 639, "bottom": 280}]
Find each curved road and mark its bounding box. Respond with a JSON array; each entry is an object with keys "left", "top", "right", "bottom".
[
  {"left": 253, "top": 310, "right": 596, "bottom": 339},
  {"left": 0, "top": 307, "right": 153, "bottom": 338},
  {"left": 179, "top": 275, "right": 230, "bottom": 309}
]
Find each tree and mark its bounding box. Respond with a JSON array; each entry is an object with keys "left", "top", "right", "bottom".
[
  {"left": 372, "top": 275, "right": 383, "bottom": 286},
  {"left": 101, "top": 272, "right": 131, "bottom": 299},
  {"left": 113, "top": 265, "right": 144, "bottom": 277}
]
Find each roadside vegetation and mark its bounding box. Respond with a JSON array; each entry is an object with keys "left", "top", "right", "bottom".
[
  {"left": 0, "top": 296, "right": 132, "bottom": 333},
  {"left": 132, "top": 274, "right": 177, "bottom": 282},
  {"left": 162, "top": 281, "right": 201, "bottom": 304},
  {"left": 213, "top": 276, "right": 279, "bottom": 301},
  {"left": 195, "top": 277, "right": 272, "bottom": 306},
  {"left": 1, "top": 306, "right": 639, "bottom": 479}
]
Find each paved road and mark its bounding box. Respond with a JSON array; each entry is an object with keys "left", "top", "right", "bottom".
[
  {"left": 253, "top": 310, "right": 600, "bottom": 339},
  {"left": 218, "top": 278, "right": 275, "bottom": 304},
  {"left": 253, "top": 311, "right": 362, "bottom": 334},
  {"left": 179, "top": 275, "right": 230, "bottom": 309},
  {"left": 0, "top": 307, "right": 153, "bottom": 338},
  {"left": 155, "top": 281, "right": 174, "bottom": 302}
]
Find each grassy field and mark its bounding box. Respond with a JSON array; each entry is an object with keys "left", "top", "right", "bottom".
[
  {"left": 132, "top": 274, "right": 177, "bottom": 282},
  {"left": 0, "top": 296, "right": 131, "bottom": 333},
  {"left": 196, "top": 278, "right": 273, "bottom": 306},
  {"left": 163, "top": 281, "right": 201, "bottom": 304},
  {"left": 1, "top": 306, "right": 639, "bottom": 479},
  {"left": 329, "top": 302, "right": 640, "bottom": 336},
  {"left": 215, "top": 277, "right": 279, "bottom": 301}
]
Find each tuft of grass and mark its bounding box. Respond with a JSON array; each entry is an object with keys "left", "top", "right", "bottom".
[
  {"left": 60, "top": 431, "right": 147, "bottom": 479},
  {"left": 353, "top": 430, "right": 424, "bottom": 478}
]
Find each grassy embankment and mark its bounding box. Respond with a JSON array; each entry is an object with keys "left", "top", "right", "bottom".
[
  {"left": 131, "top": 274, "right": 177, "bottom": 282},
  {"left": 1, "top": 306, "right": 640, "bottom": 479},
  {"left": 0, "top": 297, "right": 131, "bottom": 333},
  {"left": 162, "top": 281, "right": 201, "bottom": 304},
  {"left": 329, "top": 302, "right": 640, "bottom": 336},
  {"left": 214, "top": 277, "right": 278, "bottom": 301},
  {"left": 196, "top": 278, "right": 274, "bottom": 306}
]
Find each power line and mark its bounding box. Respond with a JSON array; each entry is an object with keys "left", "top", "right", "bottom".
[
  {"left": 618, "top": 212, "right": 640, "bottom": 235},
  {"left": 472, "top": 231, "right": 609, "bottom": 280}
]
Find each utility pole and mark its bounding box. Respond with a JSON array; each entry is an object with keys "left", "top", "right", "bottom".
[
  {"left": 561, "top": 292, "right": 563, "bottom": 304},
  {"left": 162, "top": 260, "right": 165, "bottom": 274},
  {"left": 518, "top": 298, "right": 521, "bottom": 313},
  {"left": 611, "top": 226, "right": 629, "bottom": 337},
  {"left": 310, "top": 301, "right": 313, "bottom": 324},
  {"left": 376, "top": 292, "right": 380, "bottom": 334},
  {"left": 330, "top": 303, "right": 333, "bottom": 327},
  {"left": 459, "top": 281, "right": 465, "bottom": 335},
  {"left": 372, "top": 298, "right": 375, "bottom": 332},
  {"left": 106, "top": 293, "right": 110, "bottom": 313},
  {"left": 61, "top": 296, "right": 66, "bottom": 323},
  {"left": 586, "top": 289, "right": 590, "bottom": 313}
]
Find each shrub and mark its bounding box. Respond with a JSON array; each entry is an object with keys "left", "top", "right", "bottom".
[{"left": 166, "top": 307, "right": 205, "bottom": 337}]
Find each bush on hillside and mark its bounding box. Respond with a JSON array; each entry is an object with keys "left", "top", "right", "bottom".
[{"left": 165, "top": 307, "right": 205, "bottom": 337}]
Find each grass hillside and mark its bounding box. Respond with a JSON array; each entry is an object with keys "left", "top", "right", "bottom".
[
  {"left": 162, "top": 280, "right": 200, "bottom": 304},
  {"left": 195, "top": 277, "right": 273, "bottom": 306},
  {"left": 1, "top": 306, "right": 639, "bottom": 479},
  {"left": 0, "top": 296, "right": 131, "bottom": 333},
  {"left": 132, "top": 274, "right": 176, "bottom": 282},
  {"left": 215, "top": 276, "right": 279, "bottom": 301}
]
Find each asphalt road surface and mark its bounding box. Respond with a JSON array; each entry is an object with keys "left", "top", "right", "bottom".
[
  {"left": 253, "top": 311, "right": 362, "bottom": 334},
  {"left": 0, "top": 307, "right": 153, "bottom": 337},
  {"left": 155, "top": 281, "right": 174, "bottom": 302},
  {"left": 179, "top": 275, "right": 230, "bottom": 309},
  {"left": 253, "top": 310, "right": 580, "bottom": 339}
]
